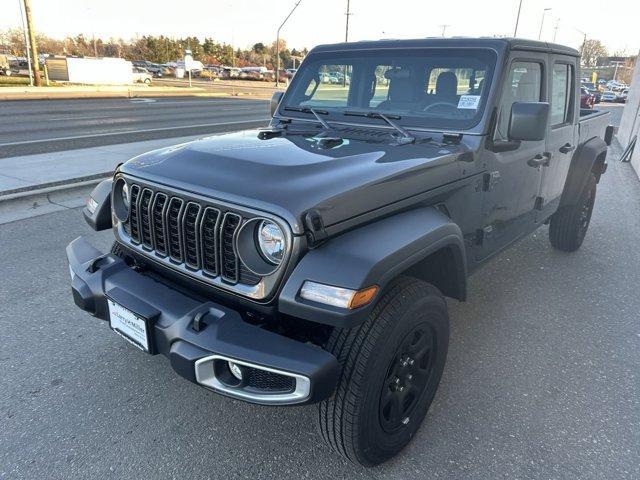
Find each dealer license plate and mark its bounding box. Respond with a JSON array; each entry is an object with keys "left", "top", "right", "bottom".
[{"left": 108, "top": 299, "right": 150, "bottom": 352}]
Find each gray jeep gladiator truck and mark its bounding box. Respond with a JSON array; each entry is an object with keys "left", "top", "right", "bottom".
[{"left": 68, "top": 38, "right": 612, "bottom": 466}]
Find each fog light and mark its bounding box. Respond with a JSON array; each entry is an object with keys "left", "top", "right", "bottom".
[{"left": 228, "top": 361, "right": 244, "bottom": 381}]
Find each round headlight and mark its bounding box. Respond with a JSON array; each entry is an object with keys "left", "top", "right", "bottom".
[
  {"left": 121, "top": 182, "right": 130, "bottom": 209},
  {"left": 113, "top": 178, "right": 130, "bottom": 222},
  {"left": 257, "top": 220, "right": 285, "bottom": 265}
]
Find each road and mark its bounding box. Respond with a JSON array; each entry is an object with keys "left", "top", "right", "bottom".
[
  {"left": 0, "top": 97, "right": 270, "bottom": 158},
  {"left": 1, "top": 144, "right": 639, "bottom": 478}
]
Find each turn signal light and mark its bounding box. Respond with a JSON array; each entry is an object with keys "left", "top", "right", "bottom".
[{"left": 299, "top": 282, "right": 379, "bottom": 309}]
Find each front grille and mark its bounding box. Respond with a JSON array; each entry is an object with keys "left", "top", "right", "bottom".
[{"left": 123, "top": 182, "right": 264, "bottom": 288}]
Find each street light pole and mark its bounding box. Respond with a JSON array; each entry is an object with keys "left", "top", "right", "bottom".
[
  {"left": 538, "top": 8, "right": 551, "bottom": 40},
  {"left": 513, "top": 0, "right": 524, "bottom": 37},
  {"left": 553, "top": 17, "right": 560, "bottom": 42},
  {"left": 439, "top": 25, "right": 450, "bottom": 37},
  {"left": 276, "top": 0, "right": 303, "bottom": 87},
  {"left": 17, "top": 0, "right": 33, "bottom": 86}
]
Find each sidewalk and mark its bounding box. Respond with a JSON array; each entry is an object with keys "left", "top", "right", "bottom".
[{"left": 0, "top": 134, "right": 204, "bottom": 197}]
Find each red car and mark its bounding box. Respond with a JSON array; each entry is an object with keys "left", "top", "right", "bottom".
[{"left": 581, "top": 87, "right": 595, "bottom": 109}]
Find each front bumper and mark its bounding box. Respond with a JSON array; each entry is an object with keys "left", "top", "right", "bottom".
[{"left": 66, "top": 236, "right": 339, "bottom": 405}]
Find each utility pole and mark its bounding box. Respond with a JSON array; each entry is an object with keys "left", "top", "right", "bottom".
[
  {"left": 612, "top": 61, "right": 624, "bottom": 81},
  {"left": 22, "top": 0, "right": 42, "bottom": 86},
  {"left": 17, "top": 0, "right": 33, "bottom": 86},
  {"left": 513, "top": 0, "right": 523, "bottom": 37},
  {"left": 538, "top": 8, "right": 551, "bottom": 40},
  {"left": 439, "top": 25, "right": 450, "bottom": 37},
  {"left": 276, "top": 0, "right": 303, "bottom": 87},
  {"left": 345, "top": 0, "right": 352, "bottom": 42},
  {"left": 553, "top": 17, "right": 560, "bottom": 43}
]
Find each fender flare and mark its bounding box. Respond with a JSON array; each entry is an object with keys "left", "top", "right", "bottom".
[
  {"left": 278, "top": 207, "right": 467, "bottom": 328},
  {"left": 559, "top": 136, "right": 608, "bottom": 207}
]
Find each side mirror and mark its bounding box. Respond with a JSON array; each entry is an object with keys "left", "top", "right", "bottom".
[
  {"left": 508, "top": 102, "right": 550, "bottom": 142},
  {"left": 270, "top": 91, "right": 284, "bottom": 117},
  {"left": 82, "top": 179, "right": 112, "bottom": 231}
]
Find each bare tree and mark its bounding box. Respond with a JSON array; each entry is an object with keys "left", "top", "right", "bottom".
[{"left": 579, "top": 39, "right": 608, "bottom": 67}]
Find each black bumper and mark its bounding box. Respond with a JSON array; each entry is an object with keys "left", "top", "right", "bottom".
[{"left": 66, "top": 236, "right": 339, "bottom": 405}]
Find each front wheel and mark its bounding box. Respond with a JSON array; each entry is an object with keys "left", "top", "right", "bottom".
[
  {"left": 549, "top": 173, "right": 597, "bottom": 252},
  {"left": 317, "top": 277, "right": 449, "bottom": 466}
]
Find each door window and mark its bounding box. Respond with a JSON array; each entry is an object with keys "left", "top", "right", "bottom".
[
  {"left": 496, "top": 62, "right": 542, "bottom": 140},
  {"left": 550, "top": 63, "right": 574, "bottom": 126}
]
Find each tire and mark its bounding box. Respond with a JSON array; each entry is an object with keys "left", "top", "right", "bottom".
[
  {"left": 549, "top": 173, "right": 597, "bottom": 252},
  {"left": 317, "top": 277, "right": 449, "bottom": 466}
]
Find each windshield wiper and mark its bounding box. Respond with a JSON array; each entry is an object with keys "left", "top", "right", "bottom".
[
  {"left": 283, "top": 106, "right": 331, "bottom": 130},
  {"left": 344, "top": 110, "right": 415, "bottom": 144}
]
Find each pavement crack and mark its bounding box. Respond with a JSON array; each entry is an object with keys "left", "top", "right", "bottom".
[{"left": 46, "top": 193, "right": 74, "bottom": 209}]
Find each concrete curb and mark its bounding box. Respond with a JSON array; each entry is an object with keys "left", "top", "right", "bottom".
[{"left": 0, "top": 173, "right": 110, "bottom": 203}]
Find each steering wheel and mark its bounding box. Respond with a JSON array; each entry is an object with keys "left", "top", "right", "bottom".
[{"left": 422, "top": 101, "right": 458, "bottom": 113}]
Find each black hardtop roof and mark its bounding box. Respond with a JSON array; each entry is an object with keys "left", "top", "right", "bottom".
[{"left": 310, "top": 37, "right": 579, "bottom": 57}]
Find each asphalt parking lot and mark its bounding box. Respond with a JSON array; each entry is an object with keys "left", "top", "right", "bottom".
[{"left": 1, "top": 125, "right": 639, "bottom": 479}]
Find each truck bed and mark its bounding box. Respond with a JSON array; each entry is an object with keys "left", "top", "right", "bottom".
[{"left": 578, "top": 109, "right": 611, "bottom": 144}]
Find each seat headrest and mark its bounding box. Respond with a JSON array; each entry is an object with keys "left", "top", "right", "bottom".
[
  {"left": 516, "top": 72, "right": 539, "bottom": 101},
  {"left": 436, "top": 71, "right": 458, "bottom": 98},
  {"left": 384, "top": 68, "right": 410, "bottom": 80}
]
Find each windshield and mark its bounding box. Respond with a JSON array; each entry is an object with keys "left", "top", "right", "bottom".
[{"left": 280, "top": 48, "right": 497, "bottom": 131}]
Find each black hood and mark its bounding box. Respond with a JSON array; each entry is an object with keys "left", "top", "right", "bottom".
[{"left": 120, "top": 129, "right": 470, "bottom": 234}]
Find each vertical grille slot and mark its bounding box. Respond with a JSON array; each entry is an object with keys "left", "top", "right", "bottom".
[
  {"left": 128, "top": 185, "right": 141, "bottom": 243},
  {"left": 182, "top": 202, "right": 202, "bottom": 269},
  {"left": 139, "top": 188, "right": 153, "bottom": 249},
  {"left": 166, "top": 197, "right": 185, "bottom": 263},
  {"left": 220, "top": 213, "right": 241, "bottom": 283},
  {"left": 151, "top": 193, "right": 168, "bottom": 256},
  {"left": 200, "top": 207, "right": 220, "bottom": 277}
]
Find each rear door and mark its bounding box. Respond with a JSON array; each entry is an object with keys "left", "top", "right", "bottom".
[
  {"left": 538, "top": 57, "right": 579, "bottom": 219},
  {"left": 477, "top": 55, "right": 547, "bottom": 260}
]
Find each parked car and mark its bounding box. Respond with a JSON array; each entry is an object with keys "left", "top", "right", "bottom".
[
  {"left": 132, "top": 66, "right": 152, "bottom": 84},
  {"left": 617, "top": 88, "right": 629, "bottom": 103},
  {"left": 601, "top": 90, "right": 618, "bottom": 102},
  {"left": 580, "top": 87, "right": 595, "bottom": 108},
  {"left": 145, "top": 63, "right": 164, "bottom": 78},
  {"left": 72, "top": 37, "right": 612, "bottom": 467}
]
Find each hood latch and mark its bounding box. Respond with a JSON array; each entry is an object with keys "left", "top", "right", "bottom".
[{"left": 303, "top": 210, "right": 328, "bottom": 249}]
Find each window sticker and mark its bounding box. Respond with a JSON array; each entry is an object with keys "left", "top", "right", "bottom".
[{"left": 458, "top": 95, "right": 481, "bottom": 110}]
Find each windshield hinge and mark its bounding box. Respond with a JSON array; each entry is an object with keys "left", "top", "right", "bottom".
[
  {"left": 257, "top": 128, "right": 284, "bottom": 140},
  {"left": 303, "top": 210, "right": 328, "bottom": 248},
  {"left": 442, "top": 133, "right": 463, "bottom": 144}
]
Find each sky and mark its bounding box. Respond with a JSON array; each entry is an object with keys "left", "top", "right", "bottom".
[{"left": 2, "top": 0, "right": 638, "bottom": 55}]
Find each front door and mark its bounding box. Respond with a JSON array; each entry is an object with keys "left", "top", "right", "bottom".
[{"left": 477, "top": 58, "right": 547, "bottom": 260}]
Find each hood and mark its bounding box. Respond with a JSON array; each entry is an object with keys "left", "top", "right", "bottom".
[{"left": 120, "top": 129, "right": 470, "bottom": 234}]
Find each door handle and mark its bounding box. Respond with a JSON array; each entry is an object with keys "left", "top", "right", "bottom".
[
  {"left": 527, "top": 152, "right": 551, "bottom": 168},
  {"left": 559, "top": 143, "right": 575, "bottom": 154}
]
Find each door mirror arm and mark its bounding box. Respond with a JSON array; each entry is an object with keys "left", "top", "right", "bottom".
[{"left": 486, "top": 138, "right": 521, "bottom": 153}]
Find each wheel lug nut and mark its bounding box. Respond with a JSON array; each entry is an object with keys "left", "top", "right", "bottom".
[
  {"left": 408, "top": 358, "right": 415, "bottom": 366},
  {"left": 407, "top": 374, "right": 413, "bottom": 381}
]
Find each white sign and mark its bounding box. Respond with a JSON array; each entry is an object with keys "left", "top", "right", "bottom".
[{"left": 457, "top": 95, "right": 481, "bottom": 110}]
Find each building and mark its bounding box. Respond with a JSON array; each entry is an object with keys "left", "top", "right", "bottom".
[{"left": 617, "top": 52, "right": 640, "bottom": 177}]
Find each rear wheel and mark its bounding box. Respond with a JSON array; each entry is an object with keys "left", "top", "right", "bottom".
[
  {"left": 317, "top": 277, "right": 449, "bottom": 466},
  {"left": 549, "top": 173, "right": 597, "bottom": 252}
]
